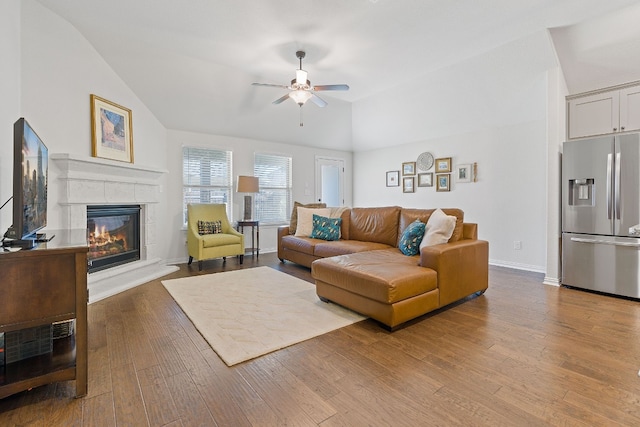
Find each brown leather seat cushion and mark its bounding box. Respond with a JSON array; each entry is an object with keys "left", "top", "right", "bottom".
[
  {"left": 314, "top": 240, "right": 392, "bottom": 258},
  {"left": 312, "top": 249, "right": 437, "bottom": 304}
]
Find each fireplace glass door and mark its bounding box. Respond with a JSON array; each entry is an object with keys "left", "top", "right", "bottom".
[{"left": 87, "top": 205, "right": 141, "bottom": 273}]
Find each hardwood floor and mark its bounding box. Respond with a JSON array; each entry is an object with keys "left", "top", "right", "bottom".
[{"left": 2, "top": 253, "right": 640, "bottom": 426}]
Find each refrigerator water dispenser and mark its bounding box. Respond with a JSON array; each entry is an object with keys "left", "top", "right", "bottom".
[{"left": 568, "top": 178, "right": 594, "bottom": 206}]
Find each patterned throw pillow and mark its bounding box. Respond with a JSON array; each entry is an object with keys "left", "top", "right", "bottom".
[
  {"left": 197, "top": 220, "right": 222, "bottom": 235},
  {"left": 310, "top": 214, "right": 342, "bottom": 241},
  {"left": 398, "top": 219, "right": 426, "bottom": 256}
]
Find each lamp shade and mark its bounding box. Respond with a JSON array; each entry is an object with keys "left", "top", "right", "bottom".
[{"left": 237, "top": 176, "right": 259, "bottom": 193}]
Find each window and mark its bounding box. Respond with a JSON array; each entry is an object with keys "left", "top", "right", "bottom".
[
  {"left": 254, "top": 153, "right": 292, "bottom": 225},
  {"left": 182, "top": 147, "right": 232, "bottom": 224}
]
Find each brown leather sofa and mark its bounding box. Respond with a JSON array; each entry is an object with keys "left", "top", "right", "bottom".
[{"left": 277, "top": 206, "right": 489, "bottom": 329}]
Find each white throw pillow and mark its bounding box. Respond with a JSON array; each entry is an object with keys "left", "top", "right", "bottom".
[
  {"left": 295, "top": 207, "right": 332, "bottom": 237},
  {"left": 420, "top": 208, "right": 457, "bottom": 249}
]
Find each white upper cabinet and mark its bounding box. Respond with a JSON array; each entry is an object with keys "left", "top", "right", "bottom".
[
  {"left": 568, "top": 83, "right": 640, "bottom": 139},
  {"left": 619, "top": 85, "right": 640, "bottom": 133}
]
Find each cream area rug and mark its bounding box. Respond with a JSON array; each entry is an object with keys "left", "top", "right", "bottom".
[{"left": 161, "top": 266, "right": 365, "bottom": 366}]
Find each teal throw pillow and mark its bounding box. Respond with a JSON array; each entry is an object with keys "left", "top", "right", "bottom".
[
  {"left": 398, "top": 220, "right": 426, "bottom": 256},
  {"left": 310, "top": 214, "right": 342, "bottom": 241}
]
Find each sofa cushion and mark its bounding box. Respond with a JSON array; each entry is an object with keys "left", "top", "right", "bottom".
[
  {"left": 349, "top": 206, "right": 401, "bottom": 246},
  {"left": 398, "top": 220, "right": 426, "bottom": 256},
  {"left": 197, "top": 220, "right": 222, "bottom": 235},
  {"left": 399, "top": 208, "right": 464, "bottom": 243},
  {"left": 310, "top": 214, "right": 341, "bottom": 241},
  {"left": 314, "top": 240, "right": 392, "bottom": 258},
  {"left": 281, "top": 235, "right": 318, "bottom": 255},
  {"left": 295, "top": 207, "right": 331, "bottom": 237},
  {"left": 289, "top": 201, "right": 326, "bottom": 235},
  {"left": 311, "top": 249, "right": 437, "bottom": 304},
  {"left": 420, "top": 208, "right": 456, "bottom": 249}
]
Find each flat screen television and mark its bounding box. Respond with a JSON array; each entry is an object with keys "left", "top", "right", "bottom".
[{"left": 6, "top": 118, "right": 49, "bottom": 246}]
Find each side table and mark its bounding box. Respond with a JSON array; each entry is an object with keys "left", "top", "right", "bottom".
[{"left": 236, "top": 220, "right": 259, "bottom": 258}]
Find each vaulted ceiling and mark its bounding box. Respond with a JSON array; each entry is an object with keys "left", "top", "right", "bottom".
[{"left": 35, "top": 0, "right": 640, "bottom": 151}]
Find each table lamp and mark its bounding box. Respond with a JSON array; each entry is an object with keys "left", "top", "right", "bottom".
[{"left": 236, "top": 175, "right": 259, "bottom": 220}]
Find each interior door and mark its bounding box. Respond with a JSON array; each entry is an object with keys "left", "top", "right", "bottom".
[{"left": 315, "top": 157, "right": 344, "bottom": 206}]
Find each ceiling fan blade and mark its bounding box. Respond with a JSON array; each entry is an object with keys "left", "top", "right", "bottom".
[
  {"left": 313, "top": 84, "right": 350, "bottom": 91},
  {"left": 272, "top": 93, "right": 290, "bottom": 105},
  {"left": 252, "top": 82, "right": 290, "bottom": 89},
  {"left": 310, "top": 93, "right": 328, "bottom": 108}
]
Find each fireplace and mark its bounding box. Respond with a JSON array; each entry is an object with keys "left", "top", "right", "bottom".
[{"left": 87, "top": 205, "right": 141, "bottom": 273}]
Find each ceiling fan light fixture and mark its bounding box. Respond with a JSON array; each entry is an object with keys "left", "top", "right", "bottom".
[
  {"left": 295, "top": 69, "right": 308, "bottom": 86},
  {"left": 289, "top": 89, "right": 312, "bottom": 105}
]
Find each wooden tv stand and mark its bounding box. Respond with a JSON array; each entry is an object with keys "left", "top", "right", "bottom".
[{"left": 0, "top": 230, "right": 88, "bottom": 399}]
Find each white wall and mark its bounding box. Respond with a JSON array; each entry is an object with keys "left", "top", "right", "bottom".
[
  {"left": 354, "top": 120, "right": 547, "bottom": 271},
  {"left": 0, "top": 0, "right": 21, "bottom": 235},
  {"left": 19, "top": 0, "right": 171, "bottom": 257},
  {"left": 164, "top": 130, "right": 353, "bottom": 264},
  {"left": 352, "top": 31, "right": 559, "bottom": 272}
]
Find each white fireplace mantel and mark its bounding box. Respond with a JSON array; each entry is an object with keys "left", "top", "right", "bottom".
[{"left": 51, "top": 153, "right": 177, "bottom": 303}]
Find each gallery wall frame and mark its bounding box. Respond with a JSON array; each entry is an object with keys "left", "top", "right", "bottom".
[
  {"left": 435, "top": 157, "right": 451, "bottom": 173},
  {"left": 402, "top": 162, "right": 416, "bottom": 176},
  {"left": 418, "top": 172, "right": 433, "bottom": 187},
  {"left": 436, "top": 174, "right": 450, "bottom": 192},
  {"left": 90, "top": 94, "right": 134, "bottom": 163},
  {"left": 403, "top": 177, "right": 415, "bottom": 193},
  {"left": 456, "top": 164, "right": 472, "bottom": 183},
  {"left": 386, "top": 170, "right": 400, "bottom": 187}
]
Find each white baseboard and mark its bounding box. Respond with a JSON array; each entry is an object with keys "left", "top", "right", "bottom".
[{"left": 489, "top": 259, "right": 545, "bottom": 274}]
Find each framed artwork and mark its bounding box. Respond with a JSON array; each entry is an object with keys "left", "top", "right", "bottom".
[
  {"left": 436, "top": 174, "right": 450, "bottom": 192},
  {"left": 403, "top": 177, "right": 415, "bottom": 193},
  {"left": 435, "top": 157, "right": 452, "bottom": 173},
  {"left": 90, "top": 94, "right": 134, "bottom": 163},
  {"left": 402, "top": 162, "right": 416, "bottom": 176},
  {"left": 457, "top": 164, "right": 472, "bottom": 183},
  {"left": 418, "top": 173, "right": 433, "bottom": 187},
  {"left": 386, "top": 170, "right": 400, "bottom": 187}
]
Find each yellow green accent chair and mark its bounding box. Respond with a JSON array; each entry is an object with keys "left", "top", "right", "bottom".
[{"left": 187, "top": 203, "right": 244, "bottom": 271}]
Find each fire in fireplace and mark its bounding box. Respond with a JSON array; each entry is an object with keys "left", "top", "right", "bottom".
[{"left": 87, "top": 205, "right": 141, "bottom": 273}]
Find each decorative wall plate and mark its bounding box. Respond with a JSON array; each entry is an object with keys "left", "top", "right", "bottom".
[{"left": 417, "top": 152, "right": 434, "bottom": 171}]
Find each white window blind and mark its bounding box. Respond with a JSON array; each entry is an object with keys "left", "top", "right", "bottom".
[
  {"left": 182, "top": 147, "right": 232, "bottom": 224},
  {"left": 254, "top": 153, "right": 292, "bottom": 224}
]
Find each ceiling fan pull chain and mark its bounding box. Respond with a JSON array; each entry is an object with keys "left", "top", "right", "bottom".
[{"left": 299, "top": 105, "right": 304, "bottom": 127}]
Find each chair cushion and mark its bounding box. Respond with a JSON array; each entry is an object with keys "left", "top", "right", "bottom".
[
  {"left": 201, "top": 233, "right": 241, "bottom": 248},
  {"left": 198, "top": 220, "right": 222, "bottom": 235},
  {"left": 310, "top": 214, "right": 341, "bottom": 241}
]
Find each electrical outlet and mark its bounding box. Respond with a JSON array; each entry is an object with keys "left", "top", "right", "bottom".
[{"left": 514, "top": 241, "right": 522, "bottom": 250}]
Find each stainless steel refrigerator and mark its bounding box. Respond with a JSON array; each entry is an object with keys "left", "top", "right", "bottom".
[{"left": 562, "top": 133, "right": 640, "bottom": 298}]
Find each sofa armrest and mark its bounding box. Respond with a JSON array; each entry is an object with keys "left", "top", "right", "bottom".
[
  {"left": 277, "top": 226, "right": 290, "bottom": 260},
  {"left": 462, "top": 223, "right": 478, "bottom": 240},
  {"left": 420, "top": 239, "right": 489, "bottom": 307}
]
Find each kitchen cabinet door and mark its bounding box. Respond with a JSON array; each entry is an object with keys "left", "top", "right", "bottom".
[
  {"left": 619, "top": 85, "right": 640, "bottom": 133},
  {"left": 568, "top": 91, "right": 619, "bottom": 139}
]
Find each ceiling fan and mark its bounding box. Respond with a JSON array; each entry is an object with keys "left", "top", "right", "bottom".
[{"left": 252, "top": 50, "right": 349, "bottom": 126}]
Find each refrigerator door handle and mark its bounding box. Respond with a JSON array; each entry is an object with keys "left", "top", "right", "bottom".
[
  {"left": 570, "top": 237, "right": 640, "bottom": 247},
  {"left": 607, "top": 153, "right": 613, "bottom": 219},
  {"left": 615, "top": 152, "right": 621, "bottom": 220}
]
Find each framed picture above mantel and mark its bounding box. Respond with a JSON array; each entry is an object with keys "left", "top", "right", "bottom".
[{"left": 90, "top": 94, "right": 134, "bottom": 163}]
